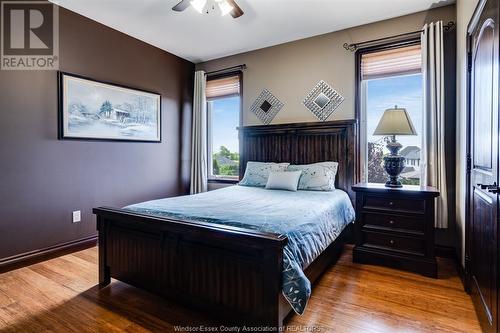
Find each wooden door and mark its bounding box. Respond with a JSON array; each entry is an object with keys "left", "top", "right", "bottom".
[{"left": 467, "top": 0, "right": 499, "bottom": 331}]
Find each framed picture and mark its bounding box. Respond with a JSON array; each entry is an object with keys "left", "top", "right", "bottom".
[{"left": 58, "top": 72, "right": 161, "bottom": 142}]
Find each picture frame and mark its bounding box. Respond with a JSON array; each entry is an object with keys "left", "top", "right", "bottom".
[{"left": 58, "top": 71, "right": 162, "bottom": 142}]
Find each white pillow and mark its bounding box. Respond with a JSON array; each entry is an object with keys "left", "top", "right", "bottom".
[
  {"left": 265, "top": 171, "right": 302, "bottom": 192},
  {"left": 239, "top": 161, "right": 290, "bottom": 187},
  {"left": 287, "top": 162, "right": 338, "bottom": 191}
]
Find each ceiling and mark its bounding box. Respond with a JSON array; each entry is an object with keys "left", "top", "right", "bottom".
[{"left": 50, "top": 0, "right": 454, "bottom": 63}]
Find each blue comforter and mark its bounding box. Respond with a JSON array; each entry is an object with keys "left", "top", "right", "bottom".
[{"left": 124, "top": 186, "right": 355, "bottom": 314}]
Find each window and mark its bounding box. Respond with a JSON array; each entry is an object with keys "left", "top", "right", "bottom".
[
  {"left": 359, "top": 42, "right": 423, "bottom": 185},
  {"left": 206, "top": 73, "right": 242, "bottom": 181}
]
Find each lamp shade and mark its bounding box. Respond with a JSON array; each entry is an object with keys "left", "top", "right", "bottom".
[{"left": 373, "top": 106, "right": 417, "bottom": 136}]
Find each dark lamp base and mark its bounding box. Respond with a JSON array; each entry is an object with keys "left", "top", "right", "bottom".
[
  {"left": 385, "top": 180, "right": 403, "bottom": 188},
  {"left": 382, "top": 136, "right": 406, "bottom": 188}
]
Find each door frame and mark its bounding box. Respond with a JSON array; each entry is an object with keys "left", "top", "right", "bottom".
[{"left": 465, "top": 0, "right": 489, "bottom": 293}]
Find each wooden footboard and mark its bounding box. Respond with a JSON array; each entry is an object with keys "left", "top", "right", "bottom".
[{"left": 94, "top": 207, "right": 288, "bottom": 328}]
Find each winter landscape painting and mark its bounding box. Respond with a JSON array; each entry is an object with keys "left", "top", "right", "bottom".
[{"left": 59, "top": 73, "right": 161, "bottom": 142}]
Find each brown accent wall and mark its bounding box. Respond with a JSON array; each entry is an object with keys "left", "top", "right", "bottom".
[{"left": 0, "top": 7, "right": 194, "bottom": 260}]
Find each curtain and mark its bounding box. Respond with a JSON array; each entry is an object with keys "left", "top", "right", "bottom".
[
  {"left": 190, "top": 70, "right": 208, "bottom": 194},
  {"left": 421, "top": 22, "right": 447, "bottom": 228}
]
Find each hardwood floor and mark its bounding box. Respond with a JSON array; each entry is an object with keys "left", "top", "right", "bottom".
[{"left": 0, "top": 245, "right": 480, "bottom": 333}]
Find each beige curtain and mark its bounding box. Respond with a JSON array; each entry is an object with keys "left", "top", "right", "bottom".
[
  {"left": 190, "top": 70, "right": 208, "bottom": 194},
  {"left": 421, "top": 22, "right": 447, "bottom": 228}
]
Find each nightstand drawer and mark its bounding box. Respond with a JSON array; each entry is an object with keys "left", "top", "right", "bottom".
[
  {"left": 362, "top": 195, "right": 425, "bottom": 213},
  {"left": 361, "top": 231, "right": 425, "bottom": 255},
  {"left": 361, "top": 212, "right": 424, "bottom": 233}
]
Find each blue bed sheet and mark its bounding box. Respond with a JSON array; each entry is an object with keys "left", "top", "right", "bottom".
[{"left": 124, "top": 185, "right": 355, "bottom": 314}]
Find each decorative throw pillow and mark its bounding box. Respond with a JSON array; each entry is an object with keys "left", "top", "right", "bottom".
[
  {"left": 287, "top": 162, "right": 338, "bottom": 191},
  {"left": 265, "top": 171, "right": 302, "bottom": 192},
  {"left": 239, "top": 161, "right": 290, "bottom": 187}
]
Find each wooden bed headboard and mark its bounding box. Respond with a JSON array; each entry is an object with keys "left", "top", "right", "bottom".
[{"left": 239, "top": 119, "right": 359, "bottom": 200}]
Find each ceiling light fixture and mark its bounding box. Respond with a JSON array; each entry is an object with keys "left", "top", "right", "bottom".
[
  {"left": 172, "top": 0, "right": 244, "bottom": 18},
  {"left": 190, "top": 0, "right": 233, "bottom": 16}
]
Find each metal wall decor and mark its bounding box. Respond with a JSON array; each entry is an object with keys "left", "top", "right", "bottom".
[
  {"left": 303, "top": 80, "right": 344, "bottom": 121},
  {"left": 250, "top": 89, "right": 284, "bottom": 125}
]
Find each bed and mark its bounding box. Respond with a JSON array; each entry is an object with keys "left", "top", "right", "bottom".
[{"left": 93, "top": 119, "right": 358, "bottom": 328}]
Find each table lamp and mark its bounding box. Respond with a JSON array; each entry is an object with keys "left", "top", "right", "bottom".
[{"left": 373, "top": 105, "right": 417, "bottom": 188}]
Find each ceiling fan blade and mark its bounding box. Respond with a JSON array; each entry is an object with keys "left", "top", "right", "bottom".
[
  {"left": 227, "top": 0, "right": 244, "bottom": 18},
  {"left": 172, "top": 0, "right": 190, "bottom": 12}
]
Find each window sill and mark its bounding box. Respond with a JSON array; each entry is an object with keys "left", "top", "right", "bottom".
[{"left": 208, "top": 178, "right": 239, "bottom": 185}]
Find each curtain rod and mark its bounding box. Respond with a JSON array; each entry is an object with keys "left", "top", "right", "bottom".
[
  {"left": 205, "top": 64, "right": 247, "bottom": 76},
  {"left": 343, "top": 21, "right": 455, "bottom": 52}
]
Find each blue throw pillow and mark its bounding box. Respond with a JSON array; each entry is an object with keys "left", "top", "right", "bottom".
[{"left": 265, "top": 170, "right": 302, "bottom": 192}]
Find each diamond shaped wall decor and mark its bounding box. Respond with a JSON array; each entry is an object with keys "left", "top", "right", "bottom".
[
  {"left": 250, "top": 89, "right": 284, "bottom": 125},
  {"left": 303, "top": 80, "right": 344, "bottom": 121}
]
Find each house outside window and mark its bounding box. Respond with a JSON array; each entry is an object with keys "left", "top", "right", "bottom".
[
  {"left": 359, "top": 42, "right": 423, "bottom": 185},
  {"left": 206, "top": 73, "right": 242, "bottom": 181}
]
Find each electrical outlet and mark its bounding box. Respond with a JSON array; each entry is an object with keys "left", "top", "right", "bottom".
[{"left": 72, "top": 210, "right": 81, "bottom": 223}]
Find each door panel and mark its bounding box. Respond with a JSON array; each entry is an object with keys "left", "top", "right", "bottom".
[
  {"left": 468, "top": 0, "right": 499, "bottom": 332},
  {"left": 472, "top": 189, "right": 495, "bottom": 325},
  {"left": 472, "top": 21, "right": 494, "bottom": 170}
]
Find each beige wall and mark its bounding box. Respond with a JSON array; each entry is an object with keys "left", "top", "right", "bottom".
[
  {"left": 456, "top": 0, "right": 480, "bottom": 266},
  {"left": 197, "top": 5, "right": 455, "bottom": 126}
]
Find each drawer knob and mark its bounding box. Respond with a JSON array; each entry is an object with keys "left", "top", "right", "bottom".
[
  {"left": 389, "top": 220, "right": 395, "bottom": 225},
  {"left": 389, "top": 239, "right": 395, "bottom": 245},
  {"left": 388, "top": 201, "right": 395, "bottom": 207}
]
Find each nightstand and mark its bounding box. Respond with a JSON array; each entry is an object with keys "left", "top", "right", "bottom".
[{"left": 352, "top": 183, "right": 440, "bottom": 278}]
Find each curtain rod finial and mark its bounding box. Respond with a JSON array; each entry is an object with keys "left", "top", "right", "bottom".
[
  {"left": 443, "top": 21, "right": 455, "bottom": 31},
  {"left": 343, "top": 43, "right": 357, "bottom": 52}
]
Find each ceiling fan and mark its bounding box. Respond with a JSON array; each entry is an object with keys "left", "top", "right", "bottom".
[{"left": 172, "top": 0, "right": 244, "bottom": 18}]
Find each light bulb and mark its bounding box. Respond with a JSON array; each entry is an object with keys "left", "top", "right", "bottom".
[
  {"left": 190, "top": 0, "right": 207, "bottom": 13},
  {"left": 217, "top": 0, "right": 233, "bottom": 16}
]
